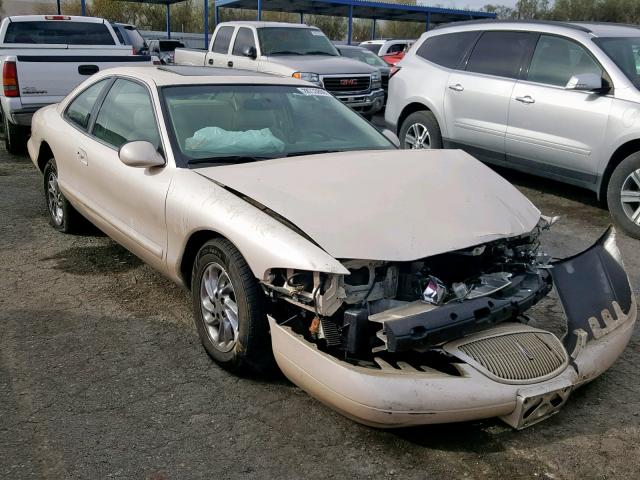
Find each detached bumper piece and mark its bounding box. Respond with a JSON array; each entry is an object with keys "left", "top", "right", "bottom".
[
  {"left": 384, "top": 270, "right": 552, "bottom": 352},
  {"left": 269, "top": 227, "right": 636, "bottom": 429}
]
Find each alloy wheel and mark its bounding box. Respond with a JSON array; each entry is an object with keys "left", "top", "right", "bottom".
[
  {"left": 47, "top": 171, "right": 64, "bottom": 226},
  {"left": 200, "top": 262, "right": 239, "bottom": 353},
  {"left": 404, "top": 122, "right": 431, "bottom": 149},
  {"left": 620, "top": 168, "right": 640, "bottom": 226}
]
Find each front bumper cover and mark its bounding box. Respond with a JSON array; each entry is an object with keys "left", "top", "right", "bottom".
[{"left": 269, "top": 227, "right": 637, "bottom": 428}]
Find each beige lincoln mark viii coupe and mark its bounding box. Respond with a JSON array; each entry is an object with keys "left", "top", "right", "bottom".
[{"left": 28, "top": 66, "right": 636, "bottom": 429}]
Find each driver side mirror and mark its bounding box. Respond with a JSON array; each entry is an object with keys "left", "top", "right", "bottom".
[
  {"left": 119, "top": 141, "right": 165, "bottom": 168},
  {"left": 381, "top": 129, "right": 400, "bottom": 148},
  {"left": 565, "top": 73, "right": 603, "bottom": 92},
  {"left": 243, "top": 46, "right": 257, "bottom": 60}
]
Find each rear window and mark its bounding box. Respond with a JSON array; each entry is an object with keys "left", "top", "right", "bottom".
[
  {"left": 466, "top": 31, "right": 535, "bottom": 79},
  {"left": 4, "top": 21, "right": 115, "bottom": 45},
  {"left": 416, "top": 32, "right": 480, "bottom": 69}
]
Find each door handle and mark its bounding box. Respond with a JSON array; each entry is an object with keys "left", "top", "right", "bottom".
[
  {"left": 208, "top": 58, "right": 213, "bottom": 65},
  {"left": 227, "top": 61, "right": 233, "bottom": 67},
  {"left": 515, "top": 95, "right": 535, "bottom": 104},
  {"left": 448, "top": 83, "right": 464, "bottom": 92},
  {"left": 77, "top": 148, "right": 88, "bottom": 166}
]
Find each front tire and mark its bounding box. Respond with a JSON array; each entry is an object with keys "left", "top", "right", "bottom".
[
  {"left": 607, "top": 152, "right": 640, "bottom": 239},
  {"left": 43, "top": 159, "right": 82, "bottom": 233},
  {"left": 399, "top": 110, "right": 442, "bottom": 150},
  {"left": 191, "top": 238, "right": 273, "bottom": 374}
]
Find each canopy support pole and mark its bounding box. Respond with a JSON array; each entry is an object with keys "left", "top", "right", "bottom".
[
  {"left": 166, "top": 3, "right": 171, "bottom": 39},
  {"left": 81, "top": 0, "right": 86, "bottom": 15},
  {"left": 214, "top": 5, "right": 219, "bottom": 28},
  {"left": 204, "top": 0, "right": 209, "bottom": 48},
  {"left": 257, "top": 0, "right": 262, "bottom": 21},
  {"left": 57, "top": 0, "right": 61, "bottom": 14},
  {"left": 371, "top": 18, "right": 376, "bottom": 40},
  {"left": 426, "top": 12, "right": 431, "bottom": 31},
  {"left": 300, "top": 13, "right": 304, "bottom": 23},
  {"left": 347, "top": 4, "right": 353, "bottom": 45}
]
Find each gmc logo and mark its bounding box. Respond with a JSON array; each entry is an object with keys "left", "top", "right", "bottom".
[{"left": 340, "top": 79, "right": 358, "bottom": 86}]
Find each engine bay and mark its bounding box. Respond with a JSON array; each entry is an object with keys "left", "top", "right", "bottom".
[{"left": 262, "top": 224, "right": 555, "bottom": 371}]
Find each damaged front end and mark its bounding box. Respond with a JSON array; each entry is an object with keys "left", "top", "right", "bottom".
[{"left": 263, "top": 224, "right": 637, "bottom": 429}]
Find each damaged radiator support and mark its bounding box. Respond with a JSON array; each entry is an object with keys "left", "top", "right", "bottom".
[{"left": 383, "top": 270, "right": 552, "bottom": 352}]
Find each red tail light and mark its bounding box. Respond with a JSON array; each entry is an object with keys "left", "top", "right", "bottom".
[
  {"left": 3, "top": 61, "right": 19, "bottom": 97},
  {"left": 389, "top": 66, "right": 401, "bottom": 79}
]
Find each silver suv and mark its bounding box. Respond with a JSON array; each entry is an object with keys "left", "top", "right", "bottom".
[{"left": 385, "top": 20, "right": 640, "bottom": 239}]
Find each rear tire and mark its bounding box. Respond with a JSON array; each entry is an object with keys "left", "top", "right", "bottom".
[
  {"left": 607, "top": 152, "right": 640, "bottom": 239},
  {"left": 191, "top": 238, "right": 274, "bottom": 375},
  {"left": 399, "top": 110, "right": 442, "bottom": 150},
  {"left": 3, "top": 111, "right": 27, "bottom": 154},
  {"left": 43, "top": 159, "right": 83, "bottom": 233}
]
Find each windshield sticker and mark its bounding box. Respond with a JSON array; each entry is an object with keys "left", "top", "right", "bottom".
[
  {"left": 296, "top": 87, "right": 331, "bottom": 96},
  {"left": 311, "top": 30, "right": 324, "bottom": 36}
]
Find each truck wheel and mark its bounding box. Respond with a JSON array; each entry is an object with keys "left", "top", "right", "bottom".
[
  {"left": 399, "top": 111, "right": 442, "bottom": 150},
  {"left": 607, "top": 152, "right": 640, "bottom": 239},
  {"left": 3, "top": 112, "right": 26, "bottom": 154},
  {"left": 43, "top": 159, "right": 83, "bottom": 233},
  {"left": 192, "top": 238, "right": 274, "bottom": 374}
]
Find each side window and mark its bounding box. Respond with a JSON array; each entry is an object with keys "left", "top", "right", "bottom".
[
  {"left": 65, "top": 79, "right": 110, "bottom": 130},
  {"left": 212, "top": 26, "right": 234, "bottom": 54},
  {"left": 527, "top": 35, "right": 603, "bottom": 87},
  {"left": 92, "top": 79, "right": 160, "bottom": 149},
  {"left": 232, "top": 27, "right": 256, "bottom": 56},
  {"left": 416, "top": 31, "right": 480, "bottom": 69},
  {"left": 113, "top": 26, "right": 125, "bottom": 45},
  {"left": 466, "top": 31, "right": 535, "bottom": 79},
  {"left": 387, "top": 43, "right": 404, "bottom": 54}
]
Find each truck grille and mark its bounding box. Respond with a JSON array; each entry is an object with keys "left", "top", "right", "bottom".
[
  {"left": 323, "top": 76, "right": 370, "bottom": 93},
  {"left": 456, "top": 331, "right": 568, "bottom": 383}
]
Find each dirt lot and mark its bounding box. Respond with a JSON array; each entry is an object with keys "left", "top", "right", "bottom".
[{"left": 1, "top": 143, "right": 639, "bottom": 480}]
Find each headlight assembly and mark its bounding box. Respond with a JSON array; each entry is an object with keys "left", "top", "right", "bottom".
[{"left": 292, "top": 72, "right": 320, "bottom": 84}]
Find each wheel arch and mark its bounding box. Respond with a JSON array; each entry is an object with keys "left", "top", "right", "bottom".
[
  {"left": 35, "top": 141, "right": 54, "bottom": 173},
  {"left": 179, "top": 229, "right": 225, "bottom": 290},
  {"left": 599, "top": 139, "right": 640, "bottom": 203},
  {"left": 396, "top": 102, "right": 438, "bottom": 136}
]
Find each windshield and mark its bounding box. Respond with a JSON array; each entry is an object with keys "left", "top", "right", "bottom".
[
  {"left": 257, "top": 28, "right": 338, "bottom": 56},
  {"left": 339, "top": 47, "right": 387, "bottom": 67},
  {"left": 594, "top": 37, "right": 640, "bottom": 88},
  {"left": 161, "top": 85, "right": 394, "bottom": 167}
]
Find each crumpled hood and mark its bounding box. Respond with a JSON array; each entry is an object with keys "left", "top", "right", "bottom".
[
  {"left": 263, "top": 55, "right": 377, "bottom": 75},
  {"left": 196, "top": 150, "right": 541, "bottom": 261}
]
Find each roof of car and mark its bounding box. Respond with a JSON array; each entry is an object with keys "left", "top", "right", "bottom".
[
  {"left": 217, "top": 21, "right": 316, "bottom": 29},
  {"left": 93, "top": 65, "right": 311, "bottom": 87},
  {"left": 337, "top": 45, "right": 367, "bottom": 50},
  {"left": 431, "top": 19, "right": 640, "bottom": 38}
]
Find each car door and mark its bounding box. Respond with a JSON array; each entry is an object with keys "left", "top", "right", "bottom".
[
  {"left": 58, "top": 78, "right": 112, "bottom": 204},
  {"left": 444, "top": 31, "right": 537, "bottom": 157},
  {"left": 81, "top": 78, "right": 172, "bottom": 269},
  {"left": 206, "top": 25, "right": 235, "bottom": 68},
  {"left": 228, "top": 27, "right": 258, "bottom": 71},
  {"left": 506, "top": 34, "right": 612, "bottom": 184}
]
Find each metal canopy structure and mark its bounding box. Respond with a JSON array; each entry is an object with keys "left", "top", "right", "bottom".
[{"left": 215, "top": 0, "right": 495, "bottom": 43}]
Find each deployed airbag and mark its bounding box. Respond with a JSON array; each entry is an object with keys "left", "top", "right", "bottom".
[{"left": 185, "top": 127, "right": 285, "bottom": 154}]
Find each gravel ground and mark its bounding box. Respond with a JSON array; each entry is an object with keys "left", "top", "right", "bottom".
[{"left": 1, "top": 143, "right": 639, "bottom": 480}]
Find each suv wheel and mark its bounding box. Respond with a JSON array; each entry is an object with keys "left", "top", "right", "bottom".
[
  {"left": 607, "top": 152, "right": 640, "bottom": 239},
  {"left": 399, "top": 111, "right": 442, "bottom": 150}
]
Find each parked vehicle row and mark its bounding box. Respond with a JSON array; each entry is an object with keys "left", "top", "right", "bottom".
[
  {"left": 386, "top": 20, "right": 640, "bottom": 239},
  {"left": 27, "top": 64, "right": 637, "bottom": 430},
  {"left": 0, "top": 15, "right": 154, "bottom": 153},
  {"left": 335, "top": 45, "right": 391, "bottom": 99},
  {"left": 174, "top": 22, "right": 385, "bottom": 118}
]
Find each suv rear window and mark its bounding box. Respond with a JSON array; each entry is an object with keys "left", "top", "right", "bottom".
[
  {"left": 5, "top": 21, "right": 115, "bottom": 45},
  {"left": 416, "top": 31, "right": 480, "bottom": 69},
  {"left": 466, "top": 31, "right": 535, "bottom": 79}
]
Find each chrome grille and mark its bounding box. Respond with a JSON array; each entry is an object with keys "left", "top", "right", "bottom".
[
  {"left": 323, "top": 76, "right": 371, "bottom": 93},
  {"left": 457, "top": 331, "right": 567, "bottom": 382}
]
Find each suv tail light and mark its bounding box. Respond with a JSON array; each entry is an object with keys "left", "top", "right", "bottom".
[
  {"left": 3, "top": 61, "right": 19, "bottom": 97},
  {"left": 389, "top": 66, "right": 401, "bottom": 79}
]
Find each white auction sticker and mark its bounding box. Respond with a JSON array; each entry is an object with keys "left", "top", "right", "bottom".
[{"left": 297, "top": 87, "right": 331, "bottom": 96}]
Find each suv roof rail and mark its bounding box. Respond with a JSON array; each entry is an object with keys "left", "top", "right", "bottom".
[
  {"left": 571, "top": 21, "right": 640, "bottom": 30},
  {"left": 432, "top": 19, "right": 592, "bottom": 33}
]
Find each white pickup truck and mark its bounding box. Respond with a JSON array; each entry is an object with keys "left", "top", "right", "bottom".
[
  {"left": 175, "top": 22, "right": 385, "bottom": 119},
  {"left": 0, "top": 15, "right": 153, "bottom": 153}
]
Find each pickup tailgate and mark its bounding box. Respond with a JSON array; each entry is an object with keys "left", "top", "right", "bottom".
[{"left": 13, "top": 46, "right": 151, "bottom": 105}]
